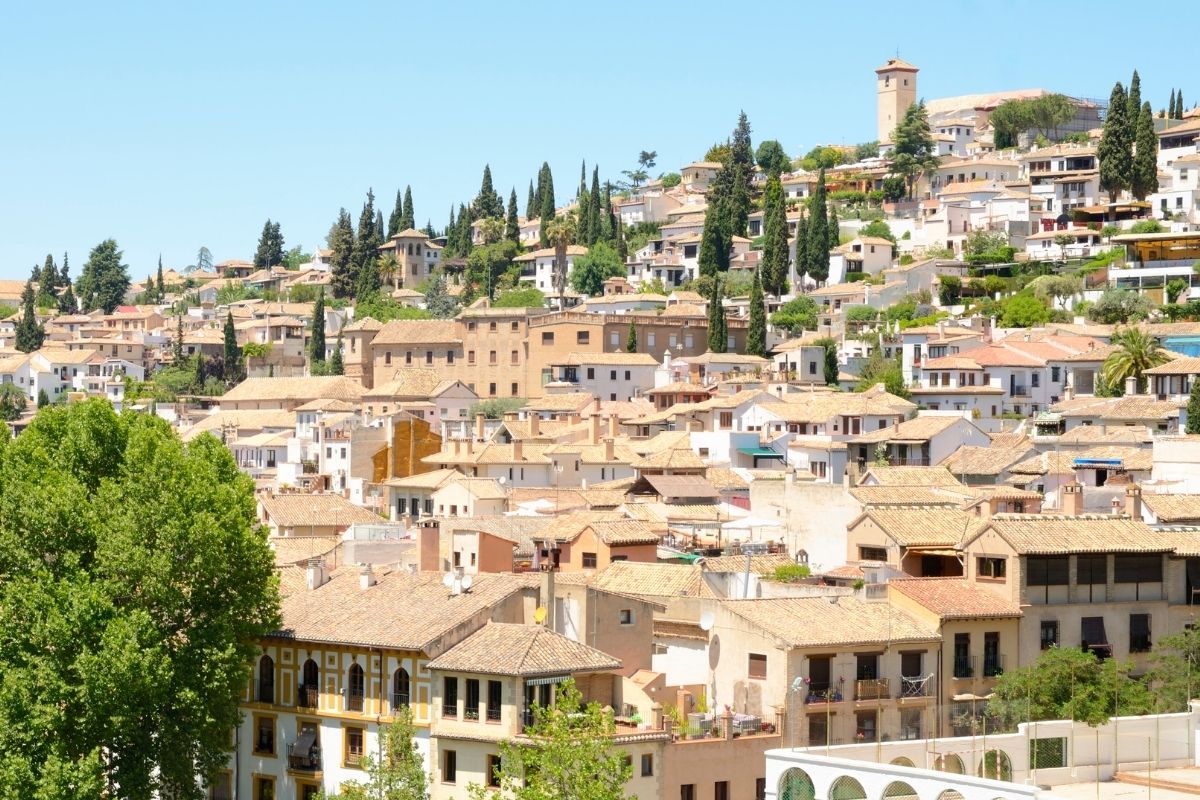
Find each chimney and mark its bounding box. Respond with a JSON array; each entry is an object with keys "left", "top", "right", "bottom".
[
  {"left": 1125, "top": 376, "right": 1138, "bottom": 395},
  {"left": 1111, "top": 497, "right": 1123, "bottom": 515},
  {"left": 359, "top": 563, "right": 376, "bottom": 589},
  {"left": 306, "top": 558, "right": 327, "bottom": 591},
  {"left": 539, "top": 565, "right": 556, "bottom": 628},
  {"left": 529, "top": 414, "right": 541, "bottom": 438},
  {"left": 419, "top": 523, "right": 441, "bottom": 572},
  {"left": 609, "top": 413, "right": 620, "bottom": 439},
  {"left": 454, "top": 439, "right": 462, "bottom": 457},
  {"left": 1125, "top": 485, "right": 1143, "bottom": 519},
  {"left": 1061, "top": 481, "right": 1084, "bottom": 516},
  {"left": 604, "top": 437, "right": 615, "bottom": 461},
  {"left": 475, "top": 413, "right": 486, "bottom": 441},
  {"left": 593, "top": 397, "right": 601, "bottom": 412},
  {"left": 591, "top": 413, "right": 602, "bottom": 444},
  {"left": 513, "top": 439, "right": 524, "bottom": 462}
]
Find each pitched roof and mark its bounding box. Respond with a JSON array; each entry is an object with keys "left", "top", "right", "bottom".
[
  {"left": 941, "top": 445, "right": 1034, "bottom": 476},
  {"left": 859, "top": 465, "right": 963, "bottom": 487},
  {"left": 722, "top": 596, "right": 937, "bottom": 648},
  {"left": 890, "top": 578, "right": 1022, "bottom": 620},
  {"left": 523, "top": 392, "right": 595, "bottom": 413},
  {"left": 977, "top": 513, "right": 1165, "bottom": 554},
  {"left": 851, "top": 414, "right": 967, "bottom": 444},
  {"left": 221, "top": 376, "right": 365, "bottom": 404},
  {"left": 1141, "top": 494, "right": 1200, "bottom": 523},
  {"left": 562, "top": 352, "right": 660, "bottom": 367},
  {"left": 632, "top": 447, "right": 706, "bottom": 470},
  {"left": 259, "top": 493, "right": 382, "bottom": 528},
  {"left": 373, "top": 319, "right": 461, "bottom": 345},
  {"left": 365, "top": 368, "right": 455, "bottom": 399},
  {"left": 855, "top": 507, "right": 980, "bottom": 547},
  {"left": 701, "top": 553, "right": 793, "bottom": 575},
  {"left": 590, "top": 561, "right": 705, "bottom": 598},
  {"left": 274, "top": 570, "right": 536, "bottom": 651},
  {"left": 426, "top": 623, "right": 620, "bottom": 676},
  {"left": 641, "top": 474, "right": 720, "bottom": 499}
]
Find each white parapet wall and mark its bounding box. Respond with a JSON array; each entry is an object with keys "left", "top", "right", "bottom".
[{"left": 765, "top": 704, "right": 1200, "bottom": 800}]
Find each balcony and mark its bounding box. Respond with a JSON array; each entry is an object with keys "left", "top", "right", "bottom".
[
  {"left": 983, "top": 654, "right": 1005, "bottom": 678},
  {"left": 287, "top": 741, "right": 322, "bottom": 772},
  {"left": 297, "top": 686, "right": 319, "bottom": 709},
  {"left": 900, "top": 675, "right": 932, "bottom": 698},
  {"left": 953, "top": 656, "right": 975, "bottom": 679},
  {"left": 1009, "top": 385, "right": 1030, "bottom": 398},
  {"left": 855, "top": 678, "right": 889, "bottom": 701},
  {"left": 391, "top": 693, "right": 410, "bottom": 712},
  {"left": 805, "top": 683, "right": 844, "bottom": 704},
  {"left": 346, "top": 694, "right": 364, "bottom": 712}
]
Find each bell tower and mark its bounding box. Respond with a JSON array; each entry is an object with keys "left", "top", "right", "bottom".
[{"left": 876, "top": 57, "right": 919, "bottom": 143}]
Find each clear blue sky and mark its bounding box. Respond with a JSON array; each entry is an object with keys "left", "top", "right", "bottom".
[{"left": 0, "top": 0, "right": 1187, "bottom": 280}]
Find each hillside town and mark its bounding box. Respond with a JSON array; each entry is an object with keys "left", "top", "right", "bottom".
[{"left": 12, "top": 52, "right": 1200, "bottom": 800}]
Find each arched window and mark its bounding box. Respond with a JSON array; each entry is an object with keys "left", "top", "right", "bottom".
[
  {"left": 883, "top": 781, "right": 919, "bottom": 800},
  {"left": 937, "top": 792, "right": 966, "bottom": 800},
  {"left": 299, "top": 658, "right": 319, "bottom": 708},
  {"left": 257, "top": 654, "right": 274, "bottom": 704},
  {"left": 348, "top": 663, "right": 365, "bottom": 712},
  {"left": 393, "top": 667, "right": 411, "bottom": 710},
  {"left": 979, "top": 750, "right": 1013, "bottom": 781},
  {"left": 933, "top": 754, "right": 965, "bottom": 775},
  {"left": 829, "top": 776, "right": 867, "bottom": 800},
  {"left": 889, "top": 757, "right": 915, "bottom": 768},
  {"left": 778, "top": 768, "right": 815, "bottom": 800}
]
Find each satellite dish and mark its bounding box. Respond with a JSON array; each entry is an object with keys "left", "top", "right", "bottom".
[
  {"left": 699, "top": 611, "right": 715, "bottom": 631},
  {"left": 442, "top": 572, "right": 455, "bottom": 589},
  {"left": 461, "top": 574, "right": 473, "bottom": 592},
  {"left": 533, "top": 606, "right": 548, "bottom": 624}
]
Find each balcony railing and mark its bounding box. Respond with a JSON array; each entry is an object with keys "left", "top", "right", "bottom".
[
  {"left": 953, "top": 656, "right": 975, "bottom": 679},
  {"left": 345, "top": 751, "right": 363, "bottom": 768},
  {"left": 855, "top": 678, "right": 889, "bottom": 701},
  {"left": 391, "top": 693, "right": 410, "bottom": 711},
  {"left": 1010, "top": 385, "right": 1030, "bottom": 397},
  {"left": 486, "top": 705, "right": 502, "bottom": 722},
  {"left": 804, "top": 683, "right": 844, "bottom": 704},
  {"left": 297, "top": 686, "right": 319, "bottom": 709},
  {"left": 287, "top": 743, "right": 322, "bottom": 772},
  {"left": 900, "top": 676, "right": 932, "bottom": 698},
  {"left": 983, "top": 654, "right": 1005, "bottom": 678},
  {"left": 346, "top": 694, "right": 364, "bottom": 712}
]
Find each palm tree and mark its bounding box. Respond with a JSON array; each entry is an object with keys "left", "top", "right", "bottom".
[
  {"left": 378, "top": 254, "right": 400, "bottom": 291},
  {"left": 1103, "top": 327, "right": 1170, "bottom": 394},
  {"left": 543, "top": 212, "right": 577, "bottom": 309},
  {"left": 478, "top": 217, "right": 505, "bottom": 246}
]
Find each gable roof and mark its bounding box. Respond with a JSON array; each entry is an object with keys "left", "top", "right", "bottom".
[
  {"left": 259, "top": 493, "right": 382, "bottom": 528},
  {"left": 859, "top": 465, "right": 963, "bottom": 487},
  {"left": 971, "top": 513, "right": 1165, "bottom": 554},
  {"left": 1141, "top": 494, "right": 1200, "bottom": 523},
  {"left": 890, "top": 578, "right": 1021, "bottom": 620},
  {"left": 426, "top": 622, "right": 621, "bottom": 676},
  {"left": 854, "top": 507, "right": 980, "bottom": 547},
  {"left": 722, "top": 596, "right": 937, "bottom": 648},
  {"left": 221, "top": 376, "right": 365, "bottom": 404},
  {"left": 373, "top": 319, "right": 461, "bottom": 345}
]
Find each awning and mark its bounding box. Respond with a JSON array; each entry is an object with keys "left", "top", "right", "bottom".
[
  {"left": 738, "top": 447, "right": 784, "bottom": 459},
  {"left": 293, "top": 727, "right": 317, "bottom": 753},
  {"left": 912, "top": 548, "right": 961, "bottom": 557},
  {"left": 524, "top": 675, "right": 570, "bottom": 687}
]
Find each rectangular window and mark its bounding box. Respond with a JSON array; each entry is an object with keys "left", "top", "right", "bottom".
[
  {"left": 487, "top": 680, "right": 502, "bottom": 721},
  {"left": 1130, "top": 613, "right": 1152, "bottom": 652},
  {"left": 385, "top": 351, "right": 392, "bottom": 365},
  {"left": 542, "top": 332, "right": 554, "bottom": 344},
  {"left": 954, "top": 633, "right": 972, "bottom": 677},
  {"left": 681, "top": 785, "right": 695, "bottom": 800},
  {"left": 715, "top": 781, "right": 730, "bottom": 800},
  {"left": 1040, "top": 620, "right": 1059, "bottom": 650},
  {"left": 1051, "top": 366, "right": 1061, "bottom": 382},
  {"left": 1027, "top": 556, "right": 1069, "bottom": 586},
  {"left": 808, "top": 714, "right": 829, "bottom": 745},
  {"left": 443, "top": 677, "right": 458, "bottom": 718},
  {"left": 447, "top": 350, "right": 455, "bottom": 364},
  {"left": 1115, "top": 555, "right": 1162, "bottom": 584},
  {"left": 859, "top": 546, "right": 888, "bottom": 562},
  {"left": 405, "top": 351, "right": 412, "bottom": 365},
  {"left": 983, "top": 632, "right": 1002, "bottom": 676},
  {"left": 488, "top": 383, "right": 496, "bottom": 396},
  {"left": 443, "top": 750, "right": 457, "bottom": 784},
  {"left": 748, "top": 653, "right": 767, "bottom": 680},
  {"left": 1077, "top": 554, "right": 1108, "bottom": 585},
  {"left": 619, "top": 608, "right": 634, "bottom": 625},
  {"left": 468, "top": 351, "right": 476, "bottom": 365},
  {"left": 977, "top": 557, "right": 1006, "bottom": 579},
  {"left": 344, "top": 726, "right": 365, "bottom": 767},
  {"left": 641, "top": 753, "right": 654, "bottom": 777},
  {"left": 254, "top": 777, "right": 275, "bottom": 800},
  {"left": 582, "top": 552, "right": 597, "bottom": 569},
  {"left": 426, "top": 350, "right": 433, "bottom": 365},
  {"left": 610, "top": 370, "right": 617, "bottom": 380},
  {"left": 511, "top": 350, "right": 519, "bottom": 365},
  {"left": 487, "top": 754, "right": 502, "bottom": 787},
  {"left": 489, "top": 351, "right": 497, "bottom": 365},
  {"left": 465, "top": 679, "right": 480, "bottom": 720},
  {"left": 587, "top": 368, "right": 595, "bottom": 380},
  {"left": 511, "top": 382, "right": 519, "bottom": 396},
  {"left": 253, "top": 715, "right": 274, "bottom": 755},
  {"left": 577, "top": 331, "right": 590, "bottom": 344}
]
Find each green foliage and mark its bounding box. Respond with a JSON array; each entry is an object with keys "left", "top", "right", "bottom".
[
  {"left": 466, "top": 240, "right": 520, "bottom": 300},
  {"left": 754, "top": 139, "right": 791, "bottom": 178},
  {"left": 355, "top": 294, "right": 434, "bottom": 322},
  {"left": 222, "top": 312, "right": 242, "bottom": 382},
  {"left": 77, "top": 238, "right": 131, "bottom": 313},
  {"left": 859, "top": 219, "right": 896, "bottom": 244},
  {"left": 624, "top": 221, "right": 662, "bottom": 255},
  {"left": 1167, "top": 278, "right": 1190, "bottom": 304},
  {"left": 937, "top": 275, "right": 962, "bottom": 306},
  {"left": 481, "top": 678, "right": 631, "bottom": 800},
  {"left": 0, "top": 383, "right": 27, "bottom": 420},
  {"left": 1103, "top": 327, "right": 1169, "bottom": 393},
  {"left": 242, "top": 341, "right": 271, "bottom": 359},
  {"left": 1132, "top": 102, "right": 1159, "bottom": 201},
  {"left": 253, "top": 219, "right": 285, "bottom": 268},
  {"left": 989, "top": 646, "right": 1152, "bottom": 731},
  {"left": 660, "top": 172, "right": 681, "bottom": 188},
  {"left": 797, "top": 145, "right": 848, "bottom": 172},
  {"left": 989, "top": 94, "right": 1076, "bottom": 148},
  {"left": 964, "top": 230, "right": 1014, "bottom": 264},
  {"left": 626, "top": 319, "right": 637, "bottom": 353},
  {"left": 329, "top": 333, "right": 344, "bottom": 376},
  {"left": 707, "top": 277, "right": 727, "bottom": 352},
  {"left": 493, "top": 286, "right": 545, "bottom": 308},
  {"left": 328, "top": 208, "right": 357, "bottom": 298},
  {"left": 1099, "top": 81, "right": 1133, "bottom": 201},
  {"left": 772, "top": 296, "right": 818, "bottom": 333},
  {"left": 845, "top": 305, "right": 879, "bottom": 323},
  {"left": 1187, "top": 379, "right": 1200, "bottom": 434},
  {"left": 855, "top": 350, "right": 909, "bottom": 399},
  {"left": 747, "top": 269, "right": 766, "bottom": 357},
  {"left": 1030, "top": 274, "right": 1083, "bottom": 308},
  {"left": 15, "top": 277, "right": 44, "bottom": 353},
  {"left": 760, "top": 176, "right": 790, "bottom": 295},
  {"left": 468, "top": 397, "right": 525, "bottom": 419},
  {"left": 325, "top": 707, "right": 429, "bottom": 800},
  {"left": 1087, "top": 288, "right": 1154, "bottom": 324},
  {"left": 999, "top": 293, "right": 1051, "bottom": 327},
  {"left": 854, "top": 141, "right": 880, "bottom": 161},
  {"left": 423, "top": 272, "right": 460, "bottom": 319},
  {"left": 35, "top": 388, "right": 49, "bottom": 410},
  {"left": 1130, "top": 219, "right": 1164, "bottom": 234},
  {"left": 1145, "top": 626, "right": 1200, "bottom": 712},
  {"left": 310, "top": 288, "right": 326, "bottom": 366},
  {"left": 771, "top": 563, "right": 812, "bottom": 583},
  {"left": 0, "top": 401, "right": 279, "bottom": 797},
  {"left": 881, "top": 175, "right": 907, "bottom": 203},
  {"left": 705, "top": 142, "right": 732, "bottom": 164},
  {"left": 569, "top": 242, "right": 625, "bottom": 296},
  {"left": 814, "top": 336, "right": 839, "bottom": 385},
  {"left": 804, "top": 169, "right": 831, "bottom": 283},
  {"left": 889, "top": 101, "right": 937, "bottom": 198}
]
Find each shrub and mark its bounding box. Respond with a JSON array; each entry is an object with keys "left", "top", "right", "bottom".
[{"left": 771, "top": 563, "right": 812, "bottom": 583}]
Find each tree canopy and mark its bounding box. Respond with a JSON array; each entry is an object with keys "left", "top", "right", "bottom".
[
  {"left": 0, "top": 401, "right": 279, "bottom": 798},
  {"left": 253, "top": 219, "right": 285, "bottom": 268},
  {"left": 771, "top": 295, "right": 818, "bottom": 333},
  {"left": 77, "top": 238, "right": 131, "bottom": 313},
  {"left": 569, "top": 242, "right": 624, "bottom": 297}
]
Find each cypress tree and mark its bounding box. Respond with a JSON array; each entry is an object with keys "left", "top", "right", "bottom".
[
  {"left": 328, "top": 208, "right": 357, "bottom": 298},
  {"left": 577, "top": 191, "right": 592, "bottom": 248},
  {"left": 474, "top": 165, "right": 504, "bottom": 219},
  {"left": 616, "top": 217, "right": 628, "bottom": 262},
  {"left": 747, "top": 268, "right": 766, "bottom": 357},
  {"left": 793, "top": 213, "right": 809, "bottom": 293},
  {"left": 254, "top": 219, "right": 285, "bottom": 268},
  {"left": 192, "top": 352, "right": 207, "bottom": 392},
  {"left": 539, "top": 163, "right": 556, "bottom": 244},
  {"left": 587, "top": 168, "right": 603, "bottom": 245},
  {"left": 806, "top": 169, "right": 830, "bottom": 284},
  {"left": 309, "top": 288, "right": 326, "bottom": 367},
  {"left": 728, "top": 112, "right": 754, "bottom": 236},
  {"left": 1168, "top": 89, "right": 1177, "bottom": 120},
  {"left": 60, "top": 252, "right": 70, "bottom": 289},
  {"left": 37, "top": 389, "right": 49, "bottom": 409},
  {"left": 526, "top": 180, "right": 537, "bottom": 219},
  {"left": 155, "top": 256, "right": 165, "bottom": 301},
  {"left": 351, "top": 190, "right": 382, "bottom": 295},
  {"left": 707, "top": 277, "right": 727, "bottom": 353},
  {"left": 1188, "top": 377, "right": 1200, "bottom": 434},
  {"left": 58, "top": 253, "right": 76, "bottom": 314},
  {"left": 424, "top": 220, "right": 436, "bottom": 238},
  {"left": 761, "top": 176, "right": 789, "bottom": 296},
  {"left": 579, "top": 159, "right": 587, "bottom": 198},
  {"left": 375, "top": 210, "right": 386, "bottom": 242},
  {"left": 1098, "top": 81, "right": 1132, "bottom": 203},
  {"left": 626, "top": 318, "right": 637, "bottom": 353},
  {"left": 828, "top": 204, "right": 841, "bottom": 250},
  {"left": 505, "top": 189, "right": 520, "bottom": 244},
  {"left": 173, "top": 314, "right": 185, "bottom": 364},
  {"left": 37, "top": 254, "right": 58, "bottom": 306},
  {"left": 1179, "top": 90, "right": 1186, "bottom": 119},
  {"left": 1132, "top": 101, "right": 1160, "bottom": 201},
  {"left": 1127, "top": 70, "right": 1141, "bottom": 125},
  {"left": 330, "top": 332, "right": 345, "bottom": 375},
  {"left": 401, "top": 186, "right": 415, "bottom": 231},
  {"left": 600, "top": 184, "right": 615, "bottom": 244},
  {"left": 15, "top": 274, "right": 44, "bottom": 353},
  {"left": 356, "top": 255, "right": 381, "bottom": 299},
  {"left": 388, "top": 189, "right": 404, "bottom": 238},
  {"left": 222, "top": 311, "right": 241, "bottom": 382},
  {"left": 698, "top": 206, "right": 728, "bottom": 278}
]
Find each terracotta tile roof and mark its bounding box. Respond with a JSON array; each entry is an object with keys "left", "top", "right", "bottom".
[
  {"left": 654, "top": 619, "right": 708, "bottom": 641},
  {"left": 562, "top": 352, "right": 660, "bottom": 367},
  {"left": 372, "top": 319, "right": 461, "bottom": 345},
  {"left": 426, "top": 623, "right": 620, "bottom": 676},
  {"left": 852, "top": 415, "right": 968, "bottom": 444},
  {"left": 722, "top": 597, "right": 938, "bottom": 648},
  {"left": 856, "top": 507, "right": 981, "bottom": 547},
  {"left": 1099, "top": 396, "right": 1185, "bottom": 421},
  {"left": 274, "top": 570, "right": 537, "bottom": 651},
  {"left": 523, "top": 393, "right": 595, "bottom": 413},
  {"left": 366, "top": 368, "right": 458, "bottom": 399},
  {"left": 343, "top": 316, "right": 384, "bottom": 332},
  {"left": 645, "top": 382, "right": 713, "bottom": 396},
  {"left": 382, "top": 468, "right": 459, "bottom": 490},
  {"left": 269, "top": 536, "right": 340, "bottom": 568},
  {"left": 890, "top": 578, "right": 1021, "bottom": 620},
  {"left": 444, "top": 476, "right": 508, "bottom": 500},
  {"left": 181, "top": 409, "right": 297, "bottom": 441},
  {"left": 641, "top": 474, "right": 719, "bottom": 499},
  {"left": 1056, "top": 425, "right": 1153, "bottom": 445},
  {"left": 705, "top": 467, "right": 749, "bottom": 491},
  {"left": 941, "top": 445, "right": 1034, "bottom": 476},
  {"left": 978, "top": 513, "right": 1165, "bottom": 554},
  {"left": 660, "top": 303, "right": 707, "bottom": 318},
  {"left": 260, "top": 493, "right": 382, "bottom": 528},
  {"left": 1009, "top": 447, "right": 1153, "bottom": 475},
  {"left": 849, "top": 486, "right": 966, "bottom": 507},
  {"left": 632, "top": 447, "right": 706, "bottom": 470},
  {"left": 859, "top": 466, "right": 963, "bottom": 487},
  {"left": 1142, "top": 494, "right": 1200, "bottom": 523},
  {"left": 221, "top": 376, "right": 366, "bottom": 404},
  {"left": 591, "top": 561, "right": 705, "bottom": 599}
]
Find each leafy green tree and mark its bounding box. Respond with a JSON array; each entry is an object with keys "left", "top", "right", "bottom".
[
  {"left": 352, "top": 190, "right": 383, "bottom": 294},
  {"left": 36, "top": 388, "right": 49, "bottom": 410},
  {"left": 569, "top": 242, "right": 624, "bottom": 296},
  {"left": 310, "top": 288, "right": 327, "bottom": 368},
  {"left": 493, "top": 286, "right": 545, "bottom": 308},
  {"left": 937, "top": 275, "right": 962, "bottom": 306},
  {"left": 1132, "top": 101, "right": 1159, "bottom": 201},
  {"left": 254, "top": 219, "right": 285, "bottom": 268},
  {"left": 1030, "top": 274, "right": 1083, "bottom": 309},
  {"left": 544, "top": 213, "right": 577, "bottom": 306},
  {"left": 328, "top": 208, "right": 357, "bottom": 298},
  {"left": 473, "top": 164, "right": 505, "bottom": 220},
  {"left": 15, "top": 275, "right": 44, "bottom": 353},
  {"left": 999, "top": 293, "right": 1051, "bottom": 327},
  {"left": 890, "top": 101, "right": 936, "bottom": 198},
  {"left": 481, "top": 678, "right": 631, "bottom": 800},
  {"left": 754, "top": 139, "right": 790, "bottom": 178},
  {"left": 1087, "top": 288, "right": 1154, "bottom": 324},
  {"left": 707, "top": 277, "right": 727, "bottom": 353},
  {"left": 814, "top": 336, "right": 839, "bottom": 385},
  {"left": 1167, "top": 278, "right": 1190, "bottom": 304},
  {"left": 989, "top": 646, "right": 1152, "bottom": 731},
  {"left": 353, "top": 295, "right": 433, "bottom": 323},
  {"left": 1103, "top": 327, "right": 1169, "bottom": 393},
  {"left": 881, "top": 175, "right": 907, "bottom": 203},
  {"left": 173, "top": 314, "right": 185, "bottom": 364},
  {"left": 1099, "top": 81, "right": 1133, "bottom": 203},
  {"left": 505, "top": 189, "right": 521, "bottom": 244},
  {"left": 465, "top": 240, "right": 519, "bottom": 301},
  {"left": 860, "top": 219, "right": 897, "bottom": 243},
  {"left": 0, "top": 383, "right": 27, "bottom": 420},
  {"left": 805, "top": 169, "right": 830, "bottom": 284},
  {"left": 469, "top": 397, "right": 526, "bottom": 419},
  {"left": 747, "top": 268, "right": 766, "bottom": 356},
  {"left": 761, "top": 176, "right": 789, "bottom": 295},
  {"left": 36, "top": 254, "right": 58, "bottom": 306},
  {"left": 0, "top": 401, "right": 279, "bottom": 798},
  {"left": 222, "top": 311, "right": 241, "bottom": 382},
  {"left": 661, "top": 172, "right": 681, "bottom": 188},
  {"left": 388, "top": 188, "right": 405, "bottom": 238},
  {"left": 626, "top": 318, "right": 637, "bottom": 353},
  {"left": 797, "top": 145, "right": 846, "bottom": 171},
  {"left": 855, "top": 350, "right": 909, "bottom": 398},
  {"left": 1187, "top": 379, "right": 1200, "bottom": 435},
  {"left": 77, "top": 238, "right": 131, "bottom": 313},
  {"left": 424, "top": 272, "right": 459, "bottom": 319},
  {"left": 854, "top": 141, "right": 880, "bottom": 161},
  {"left": 1147, "top": 626, "right": 1200, "bottom": 711},
  {"left": 771, "top": 295, "right": 818, "bottom": 333},
  {"left": 325, "top": 707, "right": 429, "bottom": 800},
  {"left": 329, "top": 332, "right": 345, "bottom": 376}
]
